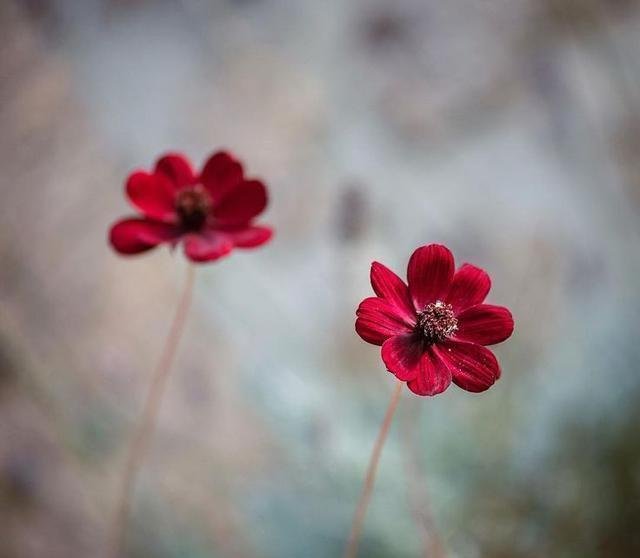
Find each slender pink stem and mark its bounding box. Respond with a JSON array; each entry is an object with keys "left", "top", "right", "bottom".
[
  {"left": 344, "top": 379, "right": 403, "bottom": 558},
  {"left": 108, "top": 265, "right": 196, "bottom": 558}
]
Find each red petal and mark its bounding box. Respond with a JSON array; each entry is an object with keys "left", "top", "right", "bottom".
[
  {"left": 154, "top": 153, "right": 197, "bottom": 190},
  {"left": 407, "top": 244, "right": 455, "bottom": 311},
  {"left": 200, "top": 151, "right": 244, "bottom": 203},
  {"left": 381, "top": 334, "right": 423, "bottom": 381},
  {"left": 445, "top": 263, "right": 491, "bottom": 313},
  {"left": 214, "top": 179, "right": 268, "bottom": 225},
  {"left": 125, "top": 171, "right": 177, "bottom": 221},
  {"left": 226, "top": 225, "right": 273, "bottom": 248},
  {"left": 455, "top": 304, "right": 514, "bottom": 346},
  {"left": 370, "top": 262, "right": 416, "bottom": 323},
  {"left": 437, "top": 340, "right": 501, "bottom": 393},
  {"left": 109, "top": 218, "right": 180, "bottom": 255},
  {"left": 183, "top": 231, "right": 234, "bottom": 263},
  {"left": 406, "top": 348, "right": 452, "bottom": 396},
  {"left": 381, "top": 337, "right": 452, "bottom": 394},
  {"left": 355, "top": 297, "right": 414, "bottom": 346}
]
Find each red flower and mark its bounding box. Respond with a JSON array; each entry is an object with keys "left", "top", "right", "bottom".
[
  {"left": 109, "top": 151, "right": 273, "bottom": 263},
  {"left": 355, "top": 244, "right": 514, "bottom": 396}
]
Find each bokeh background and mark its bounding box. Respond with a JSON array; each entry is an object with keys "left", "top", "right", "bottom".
[{"left": 2, "top": 0, "right": 640, "bottom": 556}]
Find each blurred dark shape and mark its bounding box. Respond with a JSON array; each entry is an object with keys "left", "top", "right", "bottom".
[
  {"left": 566, "top": 253, "right": 607, "bottom": 299},
  {"left": 335, "top": 182, "right": 368, "bottom": 243},
  {"left": 13, "top": 0, "right": 64, "bottom": 42},
  {"left": 361, "top": 8, "right": 411, "bottom": 49},
  {"left": 528, "top": 43, "right": 574, "bottom": 148},
  {"left": 457, "top": 336, "right": 640, "bottom": 558},
  {"left": 108, "top": 0, "right": 147, "bottom": 5},
  {"left": 0, "top": 342, "right": 18, "bottom": 393},
  {"left": 589, "top": 409, "right": 640, "bottom": 556},
  {"left": 540, "top": 406, "right": 640, "bottom": 557},
  {"left": 0, "top": 452, "right": 39, "bottom": 511},
  {"left": 227, "top": 0, "right": 264, "bottom": 6},
  {"left": 542, "top": 0, "right": 639, "bottom": 32},
  {"left": 613, "top": 115, "right": 640, "bottom": 209},
  {"left": 18, "top": 0, "right": 51, "bottom": 20}
]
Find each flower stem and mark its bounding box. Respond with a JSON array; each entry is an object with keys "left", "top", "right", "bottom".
[
  {"left": 344, "top": 379, "right": 403, "bottom": 558},
  {"left": 108, "top": 265, "right": 196, "bottom": 558}
]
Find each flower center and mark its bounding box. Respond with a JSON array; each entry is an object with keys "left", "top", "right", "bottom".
[
  {"left": 175, "top": 186, "right": 211, "bottom": 230},
  {"left": 417, "top": 301, "right": 458, "bottom": 343}
]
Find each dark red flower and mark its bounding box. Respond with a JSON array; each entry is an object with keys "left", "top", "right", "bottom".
[
  {"left": 355, "top": 244, "right": 514, "bottom": 396},
  {"left": 109, "top": 151, "right": 273, "bottom": 263}
]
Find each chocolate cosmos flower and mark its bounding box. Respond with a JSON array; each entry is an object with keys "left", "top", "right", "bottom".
[
  {"left": 110, "top": 151, "right": 272, "bottom": 263},
  {"left": 355, "top": 244, "right": 514, "bottom": 396}
]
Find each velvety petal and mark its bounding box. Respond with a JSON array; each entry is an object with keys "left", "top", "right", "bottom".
[
  {"left": 183, "top": 231, "right": 235, "bottom": 263},
  {"left": 355, "top": 297, "right": 414, "bottom": 345},
  {"left": 213, "top": 179, "right": 268, "bottom": 225},
  {"left": 125, "top": 171, "right": 177, "bottom": 221},
  {"left": 109, "top": 218, "right": 181, "bottom": 255},
  {"left": 200, "top": 151, "right": 244, "bottom": 203},
  {"left": 455, "top": 304, "right": 514, "bottom": 346},
  {"left": 155, "top": 153, "right": 196, "bottom": 190},
  {"left": 381, "top": 334, "right": 424, "bottom": 381},
  {"left": 446, "top": 263, "right": 491, "bottom": 313},
  {"left": 381, "top": 337, "right": 451, "bottom": 393},
  {"left": 437, "top": 340, "right": 500, "bottom": 393},
  {"left": 406, "top": 348, "right": 452, "bottom": 396},
  {"left": 407, "top": 244, "right": 455, "bottom": 311},
  {"left": 370, "top": 261, "right": 416, "bottom": 324},
  {"left": 226, "top": 225, "right": 273, "bottom": 248}
]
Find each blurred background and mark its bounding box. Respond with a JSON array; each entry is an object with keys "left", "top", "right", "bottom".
[{"left": 2, "top": 0, "right": 640, "bottom": 556}]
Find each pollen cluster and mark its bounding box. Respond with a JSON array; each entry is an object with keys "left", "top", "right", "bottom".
[
  {"left": 417, "top": 300, "right": 458, "bottom": 343},
  {"left": 176, "top": 186, "right": 211, "bottom": 230}
]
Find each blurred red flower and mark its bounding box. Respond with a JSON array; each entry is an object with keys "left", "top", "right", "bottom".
[
  {"left": 110, "top": 151, "right": 273, "bottom": 262},
  {"left": 355, "top": 244, "right": 514, "bottom": 396}
]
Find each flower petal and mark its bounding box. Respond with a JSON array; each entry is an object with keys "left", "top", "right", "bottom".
[
  {"left": 183, "top": 231, "right": 234, "bottom": 263},
  {"left": 109, "top": 218, "right": 181, "bottom": 255},
  {"left": 406, "top": 348, "right": 452, "bottom": 396},
  {"left": 355, "top": 297, "right": 414, "bottom": 346},
  {"left": 445, "top": 263, "right": 491, "bottom": 313},
  {"left": 370, "top": 262, "right": 416, "bottom": 323},
  {"left": 437, "top": 340, "right": 501, "bottom": 393},
  {"left": 381, "top": 337, "right": 452, "bottom": 393},
  {"left": 155, "top": 153, "right": 196, "bottom": 190},
  {"left": 455, "top": 304, "right": 514, "bottom": 346},
  {"left": 200, "top": 151, "right": 244, "bottom": 203},
  {"left": 213, "top": 179, "right": 268, "bottom": 225},
  {"left": 125, "top": 171, "right": 177, "bottom": 221},
  {"left": 381, "top": 334, "right": 424, "bottom": 381},
  {"left": 225, "top": 225, "right": 273, "bottom": 248},
  {"left": 407, "top": 244, "right": 455, "bottom": 311}
]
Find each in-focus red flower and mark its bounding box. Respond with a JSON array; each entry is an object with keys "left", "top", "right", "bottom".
[
  {"left": 110, "top": 151, "right": 273, "bottom": 263},
  {"left": 355, "top": 244, "right": 514, "bottom": 396}
]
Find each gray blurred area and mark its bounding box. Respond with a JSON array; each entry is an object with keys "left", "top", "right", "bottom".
[{"left": 2, "top": 0, "right": 640, "bottom": 556}]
